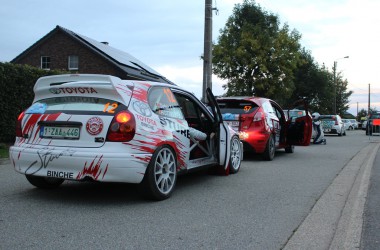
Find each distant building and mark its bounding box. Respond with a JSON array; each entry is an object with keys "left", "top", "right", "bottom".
[{"left": 11, "top": 25, "right": 171, "bottom": 83}]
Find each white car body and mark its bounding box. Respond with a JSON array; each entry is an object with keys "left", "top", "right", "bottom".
[
  {"left": 320, "top": 115, "right": 346, "bottom": 136},
  {"left": 342, "top": 119, "right": 354, "bottom": 130},
  {"left": 9, "top": 74, "right": 243, "bottom": 200}
]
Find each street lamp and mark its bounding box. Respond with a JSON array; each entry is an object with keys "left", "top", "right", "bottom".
[{"left": 333, "top": 56, "right": 349, "bottom": 114}]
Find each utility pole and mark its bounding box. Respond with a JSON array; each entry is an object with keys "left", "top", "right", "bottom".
[
  {"left": 357, "top": 102, "right": 359, "bottom": 118},
  {"left": 368, "top": 83, "right": 371, "bottom": 114},
  {"left": 202, "top": 0, "right": 213, "bottom": 103},
  {"left": 333, "top": 61, "right": 337, "bottom": 114}
]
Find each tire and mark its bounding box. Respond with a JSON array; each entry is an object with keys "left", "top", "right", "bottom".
[
  {"left": 343, "top": 129, "right": 346, "bottom": 136},
  {"left": 285, "top": 145, "right": 294, "bottom": 153},
  {"left": 229, "top": 136, "right": 242, "bottom": 174},
  {"left": 142, "top": 145, "right": 177, "bottom": 201},
  {"left": 263, "top": 134, "right": 275, "bottom": 161},
  {"left": 25, "top": 175, "right": 64, "bottom": 189}
]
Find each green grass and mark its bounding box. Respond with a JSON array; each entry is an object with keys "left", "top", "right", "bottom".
[{"left": 0, "top": 143, "right": 10, "bottom": 159}]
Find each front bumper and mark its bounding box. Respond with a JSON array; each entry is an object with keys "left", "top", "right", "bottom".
[{"left": 9, "top": 143, "right": 152, "bottom": 184}]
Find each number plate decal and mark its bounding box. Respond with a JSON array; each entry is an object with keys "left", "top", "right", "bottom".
[{"left": 40, "top": 126, "right": 80, "bottom": 139}]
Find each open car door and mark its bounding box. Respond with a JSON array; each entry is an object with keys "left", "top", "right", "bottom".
[
  {"left": 285, "top": 99, "right": 312, "bottom": 146},
  {"left": 206, "top": 88, "right": 230, "bottom": 172}
]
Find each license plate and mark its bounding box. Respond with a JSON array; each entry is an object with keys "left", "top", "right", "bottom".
[
  {"left": 40, "top": 126, "right": 80, "bottom": 139},
  {"left": 226, "top": 121, "right": 239, "bottom": 127},
  {"left": 226, "top": 121, "right": 239, "bottom": 132}
]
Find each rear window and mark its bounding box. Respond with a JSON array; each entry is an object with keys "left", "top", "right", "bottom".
[
  {"left": 217, "top": 101, "right": 259, "bottom": 115},
  {"left": 26, "top": 97, "right": 122, "bottom": 115},
  {"left": 370, "top": 113, "right": 380, "bottom": 119},
  {"left": 320, "top": 115, "right": 336, "bottom": 121}
]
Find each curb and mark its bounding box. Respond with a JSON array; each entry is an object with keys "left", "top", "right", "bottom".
[{"left": 283, "top": 142, "right": 380, "bottom": 250}]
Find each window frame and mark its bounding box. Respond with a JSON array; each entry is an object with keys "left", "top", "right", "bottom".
[
  {"left": 68, "top": 55, "right": 79, "bottom": 70},
  {"left": 40, "top": 56, "right": 51, "bottom": 70}
]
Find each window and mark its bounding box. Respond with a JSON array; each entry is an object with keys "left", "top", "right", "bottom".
[
  {"left": 41, "top": 56, "right": 50, "bottom": 70},
  {"left": 217, "top": 101, "right": 258, "bottom": 114},
  {"left": 148, "top": 87, "right": 184, "bottom": 119},
  {"left": 68, "top": 55, "right": 79, "bottom": 70}
]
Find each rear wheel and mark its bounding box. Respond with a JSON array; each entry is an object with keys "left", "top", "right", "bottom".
[
  {"left": 25, "top": 175, "right": 64, "bottom": 189},
  {"left": 263, "top": 135, "right": 275, "bottom": 161},
  {"left": 229, "top": 136, "right": 242, "bottom": 174},
  {"left": 142, "top": 146, "right": 177, "bottom": 201}
]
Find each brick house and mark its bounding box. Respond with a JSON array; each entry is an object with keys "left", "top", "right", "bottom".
[{"left": 11, "top": 25, "right": 170, "bottom": 83}]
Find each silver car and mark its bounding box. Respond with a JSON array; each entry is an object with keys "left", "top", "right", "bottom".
[
  {"left": 342, "top": 119, "right": 354, "bottom": 130},
  {"left": 320, "top": 115, "right": 346, "bottom": 136}
]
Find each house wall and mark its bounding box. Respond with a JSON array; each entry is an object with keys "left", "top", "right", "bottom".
[{"left": 13, "top": 30, "right": 126, "bottom": 78}]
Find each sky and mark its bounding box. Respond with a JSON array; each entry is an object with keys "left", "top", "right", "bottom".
[{"left": 1, "top": 0, "right": 379, "bottom": 115}]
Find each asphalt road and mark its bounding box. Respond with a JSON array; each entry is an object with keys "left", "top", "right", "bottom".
[{"left": 0, "top": 130, "right": 373, "bottom": 249}]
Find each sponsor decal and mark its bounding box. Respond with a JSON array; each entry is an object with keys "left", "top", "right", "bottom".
[
  {"left": 133, "top": 101, "right": 152, "bottom": 117},
  {"left": 49, "top": 87, "right": 98, "bottom": 94},
  {"left": 135, "top": 113, "right": 157, "bottom": 131},
  {"left": 25, "top": 148, "right": 76, "bottom": 175},
  {"left": 47, "top": 170, "right": 74, "bottom": 179},
  {"left": 160, "top": 117, "right": 187, "bottom": 131},
  {"left": 77, "top": 155, "right": 108, "bottom": 180},
  {"left": 25, "top": 103, "right": 47, "bottom": 114},
  {"left": 86, "top": 117, "right": 104, "bottom": 135}
]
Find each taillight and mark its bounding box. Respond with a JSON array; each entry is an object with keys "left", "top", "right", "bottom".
[
  {"left": 253, "top": 108, "right": 265, "bottom": 122},
  {"left": 106, "top": 110, "right": 136, "bottom": 142},
  {"left": 15, "top": 111, "right": 25, "bottom": 137}
]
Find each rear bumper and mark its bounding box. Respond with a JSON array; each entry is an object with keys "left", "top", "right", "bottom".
[
  {"left": 9, "top": 143, "right": 152, "bottom": 184},
  {"left": 240, "top": 132, "right": 269, "bottom": 153}
]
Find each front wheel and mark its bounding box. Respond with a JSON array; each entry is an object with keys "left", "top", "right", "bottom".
[
  {"left": 229, "top": 136, "right": 242, "bottom": 174},
  {"left": 25, "top": 175, "right": 64, "bottom": 189},
  {"left": 263, "top": 134, "right": 275, "bottom": 161},
  {"left": 142, "top": 146, "right": 177, "bottom": 201}
]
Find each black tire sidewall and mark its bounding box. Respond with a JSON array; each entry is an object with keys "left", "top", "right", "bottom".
[
  {"left": 229, "top": 136, "right": 241, "bottom": 174},
  {"left": 142, "top": 145, "right": 177, "bottom": 201}
]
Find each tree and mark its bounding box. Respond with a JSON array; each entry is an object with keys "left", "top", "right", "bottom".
[
  {"left": 0, "top": 63, "right": 66, "bottom": 142},
  {"left": 212, "top": 0, "right": 303, "bottom": 105},
  {"left": 289, "top": 49, "right": 333, "bottom": 113},
  {"left": 357, "top": 108, "right": 367, "bottom": 121},
  {"left": 335, "top": 73, "right": 353, "bottom": 116}
]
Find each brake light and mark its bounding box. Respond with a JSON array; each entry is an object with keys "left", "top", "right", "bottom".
[
  {"left": 15, "top": 111, "right": 25, "bottom": 137},
  {"left": 106, "top": 110, "right": 135, "bottom": 142},
  {"left": 253, "top": 108, "right": 265, "bottom": 122}
]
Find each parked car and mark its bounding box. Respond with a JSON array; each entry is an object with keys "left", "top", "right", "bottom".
[
  {"left": 216, "top": 97, "right": 312, "bottom": 161},
  {"left": 9, "top": 74, "right": 243, "bottom": 200},
  {"left": 342, "top": 119, "right": 354, "bottom": 130},
  {"left": 320, "top": 115, "right": 346, "bottom": 136},
  {"left": 366, "top": 112, "right": 380, "bottom": 135},
  {"left": 349, "top": 119, "right": 359, "bottom": 129},
  {"left": 362, "top": 120, "right": 368, "bottom": 130}
]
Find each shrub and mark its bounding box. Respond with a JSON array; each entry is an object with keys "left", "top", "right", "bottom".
[{"left": 0, "top": 63, "right": 65, "bottom": 142}]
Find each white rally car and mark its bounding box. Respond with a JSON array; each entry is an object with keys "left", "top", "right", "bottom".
[{"left": 9, "top": 74, "right": 242, "bottom": 200}]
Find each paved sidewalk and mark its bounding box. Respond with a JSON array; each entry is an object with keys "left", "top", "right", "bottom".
[{"left": 284, "top": 142, "right": 380, "bottom": 250}]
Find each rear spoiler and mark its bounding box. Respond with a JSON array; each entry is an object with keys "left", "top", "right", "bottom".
[{"left": 32, "top": 74, "right": 133, "bottom": 105}]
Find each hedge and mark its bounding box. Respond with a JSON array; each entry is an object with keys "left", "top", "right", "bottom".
[{"left": 0, "top": 63, "right": 65, "bottom": 142}]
